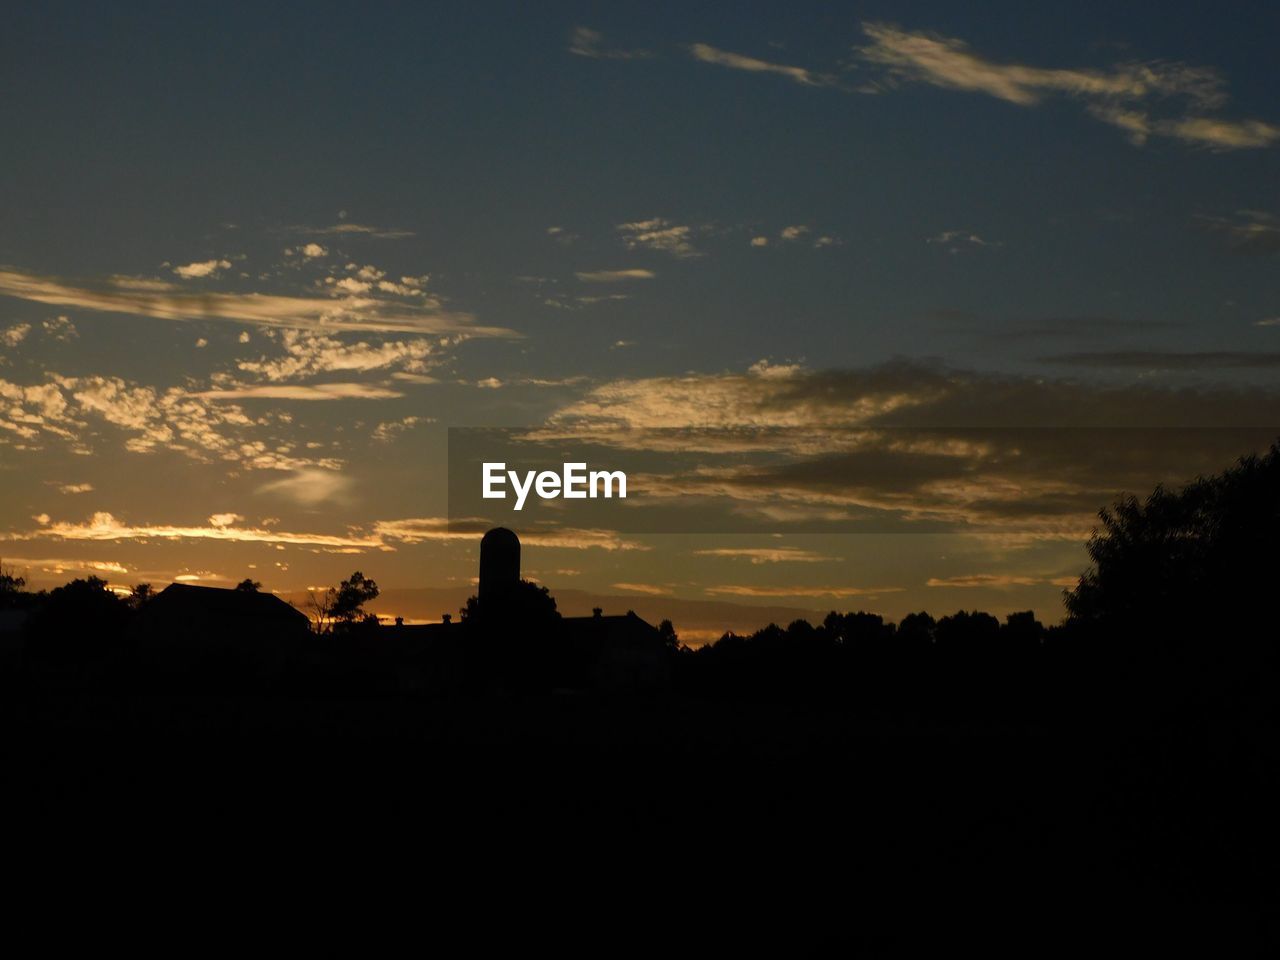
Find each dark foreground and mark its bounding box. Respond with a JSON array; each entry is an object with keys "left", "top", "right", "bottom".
[{"left": 2, "top": 690, "right": 1275, "bottom": 953}]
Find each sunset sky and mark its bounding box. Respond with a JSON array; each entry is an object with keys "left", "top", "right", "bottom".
[{"left": 3, "top": 4, "right": 1279, "bottom": 636}]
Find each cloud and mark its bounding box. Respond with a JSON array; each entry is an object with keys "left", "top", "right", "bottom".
[
  {"left": 1039, "top": 351, "right": 1280, "bottom": 369},
  {"left": 371, "top": 518, "right": 647, "bottom": 551},
  {"left": 57, "top": 482, "right": 93, "bottom": 494},
  {"left": 372, "top": 415, "right": 430, "bottom": 443},
  {"left": 1198, "top": 211, "right": 1280, "bottom": 254},
  {"left": 0, "top": 373, "right": 342, "bottom": 471},
  {"left": 688, "top": 43, "right": 830, "bottom": 87},
  {"left": 780, "top": 225, "right": 810, "bottom": 242},
  {"left": 288, "top": 223, "right": 415, "bottom": 240},
  {"left": 255, "top": 469, "right": 355, "bottom": 505},
  {"left": 928, "top": 230, "right": 1000, "bottom": 250},
  {"left": 543, "top": 293, "right": 631, "bottom": 310},
  {"left": 0, "top": 269, "right": 511, "bottom": 336},
  {"left": 575, "top": 269, "right": 657, "bottom": 283},
  {"left": 7, "top": 511, "right": 386, "bottom": 550},
  {"left": 532, "top": 360, "right": 1280, "bottom": 538},
  {"left": 611, "top": 582, "right": 672, "bottom": 595},
  {"left": 235, "top": 329, "right": 440, "bottom": 381},
  {"left": 198, "top": 383, "right": 405, "bottom": 400},
  {"left": 616, "top": 218, "right": 702, "bottom": 258},
  {"left": 926, "top": 574, "right": 1078, "bottom": 588},
  {"left": 693, "top": 547, "right": 838, "bottom": 564},
  {"left": 42, "top": 316, "right": 77, "bottom": 341},
  {"left": 705, "top": 584, "right": 903, "bottom": 598},
  {"left": 173, "top": 259, "right": 232, "bottom": 279},
  {"left": 300, "top": 243, "right": 327, "bottom": 258},
  {"left": 2, "top": 323, "right": 31, "bottom": 347},
  {"left": 750, "top": 236, "right": 769, "bottom": 248},
  {"left": 568, "top": 26, "right": 650, "bottom": 61},
  {"left": 857, "top": 21, "right": 1278, "bottom": 150},
  {"left": 6, "top": 512, "right": 648, "bottom": 554},
  {"left": 1, "top": 555, "right": 131, "bottom": 576}
]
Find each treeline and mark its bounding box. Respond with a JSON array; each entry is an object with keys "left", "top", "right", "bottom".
[
  {"left": 2, "top": 441, "right": 1278, "bottom": 729},
  {"left": 672, "top": 609, "right": 1069, "bottom": 725}
]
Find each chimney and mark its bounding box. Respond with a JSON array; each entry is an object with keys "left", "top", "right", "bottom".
[
  {"left": 592, "top": 607, "right": 602, "bottom": 618},
  {"left": 442, "top": 613, "right": 452, "bottom": 625}
]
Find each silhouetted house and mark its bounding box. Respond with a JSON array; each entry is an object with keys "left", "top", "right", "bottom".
[
  {"left": 131, "top": 583, "right": 311, "bottom": 684},
  {"left": 561, "top": 608, "right": 670, "bottom": 694}
]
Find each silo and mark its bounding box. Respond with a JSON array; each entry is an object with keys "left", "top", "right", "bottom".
[{"left": 478, "top": 527, "right": 520, "bottom": 607}]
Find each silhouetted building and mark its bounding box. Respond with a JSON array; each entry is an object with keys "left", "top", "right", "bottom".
[
  {"left": 478, "top": 527, "right": 520, "bottom": 608},
  {"left": 401, "top": 528, "right": 669, "bottom": 694},
  {"left": 131, "top": 583, "right": 311, "bottom": 683},
  {"left": 562, "top": 609, "right": 671, "bottom": 693}
]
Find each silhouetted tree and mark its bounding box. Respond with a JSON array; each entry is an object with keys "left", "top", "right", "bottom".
[
  {"left": 1002, "top": 611, "right": 1045, "bottom": 646},
  {"left": 306, "top": 571, "right": 380, "bottom": 634},
  {"left": 128, "top": 583, "right": 156, "bottom": 610},
  {"left": 658, "top": 618, "right": 678, "bottom": 650},
  {"left": 333, "top": 572, "right": 379, "bottom": 625},
  {"left": 25, "top": 576, "right": 130, "bottom": 659},
  {"left": 896, "top": 611, "right": 936, "bottom": 650},
  {"left": 1066, "top": 442, "right": 1280, "bottom": 637},
  {"left": 935, "top": 610, "right": 1001, "bottom": 648},
  {"left": 305, "top": 588, "right": 336, "bottom": 635},
  {"left": 234, "top": 578, "right": 261, "bottom": 592},
  {"left": 459, "top": 579, "right": 557, "bottom": 625},
  {"left": 0, "top": 561, "right": 26, "bottom": 606}
]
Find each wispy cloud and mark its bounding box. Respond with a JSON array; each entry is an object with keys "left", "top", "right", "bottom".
[
  {"left": 197, "top": 383, "right": 405, "bottom": 400},
  {"left": 6, "top": 512, "right": 387, "bottom": 550},
  {"left": 926, "top": 574, "right": 1077, "bottom": 588},
  {"left": 287, "top": 223, "right": 415, "bottom": 240},
  {"left": 255, "top": 469, "right": 355, "bottom": 505},
  {"left": 927, "top": 230, "right": 1001, "bottom": 251},
  {"left": 1, "top": 555, "right": 131, "bottom": 576},
  {"left": 857, "top": 21, "right": 1278, "bottom": 150},
  {"left": 1197, "top": 210, "right": 1280, "bottom": 254},
  {"left": 693, "top": 547, "right": 838, "bottom": 564},
  {"left": 568, "top": 26, "right": 650, "bottom": 61},
  {"left": 611, "top": 582, "right": 672, "bottom": 595},
  {"left": 0, "top": 269, "right": 511, "bottom": 336},
  {"left": 705, "top": 584, "right": 903, "bottom": 598},
  {"left": 533, "top": 360, "right": 1280, "bottom": 538},
  {"left": 688, "top": 43, "right": 831, "bottom": 87},
  {"left": 575, "top": 269, "right": 657, "bottom": 283},
  {"left": 6, "top": 512, "right": 649, "bottom": 554},
  {"left": 616, "top": 218, "right": 702, "bottom": 258}
]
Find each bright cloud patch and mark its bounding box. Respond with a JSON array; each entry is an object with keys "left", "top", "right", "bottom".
[{"left": 857, "top": 21, "right": 1278, "bottom": 151}]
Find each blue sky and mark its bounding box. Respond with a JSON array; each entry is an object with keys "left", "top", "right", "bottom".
[{"left": 3, "top": 4, "right": 1278, "bottom": 633}]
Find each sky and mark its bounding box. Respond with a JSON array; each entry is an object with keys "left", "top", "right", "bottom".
[{"left": 3, "top": 3, "right": 1279, "bottom": 638}]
